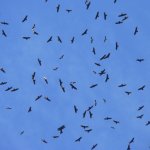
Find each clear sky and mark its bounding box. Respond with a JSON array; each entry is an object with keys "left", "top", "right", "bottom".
[{"left": 0, "top": 0, "right": 150, "bottom": 150}]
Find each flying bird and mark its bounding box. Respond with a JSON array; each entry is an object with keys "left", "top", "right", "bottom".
[
  {"left": 56, "top": 4, "right": 60, "bottom": 12},
  {"left": 57, "top": 125, "right": 65, "bottom": 134},
  {"left": 75, "top": 137, "right": 82, "bottom": 142},
  {"left": 22, "top": 15, "right": 28, "bottom": 22},
  {"left": 2, "top": 30, "right": 7, "bottom": 37},
  {"left": 74, "top": 105, "right": 78, "bottom": 113},
  {"left": 91, "top": 144, "right": 98, "bottom": 150},
  {"left": 134, "top": 27, "right": 138, "bottom": 35},
  {"left": 35, "top": 95, "right": 42, "bottom": 101},
  {"left": 81, "top": 29, "right": 88, "bottom": 36},
  {"left": 95, "top": 11, "right": 99, "bottom": 20},
  {"left": 90, "top": 84, "right": 98, "bottom": 88},
  {"left": 138, "top": 85, "right": 145, "bottom": 91}
]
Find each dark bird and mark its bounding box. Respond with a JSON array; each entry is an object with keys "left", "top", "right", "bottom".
[
  {"left": 114, "top": 0, "right": 117, "bottom": 3},
  {"left": 146, "top": 121, "right": 150, "bottom": 126},
  {"left": 47, "top": 36, "right": 52, "bottom": 43},
  {"left": 2, "top": 30, "right": 7, "bottom": 37},
  {"left": 94, "top": 100, "right": 97, "bottom": 106},
  {"left": 75, "top": 137, "right": 82, "bottom": 142},
  {"left": 74, "top": 105, "right": 78, "bottom": 113},
  {"left": 90, "top": 84, "right": 98, "bottom": 88},
  {"left": 85, "top": 129, "right": 92, "bottom": 133},
  {"left": 129, "top": 138, "right": 134, "bottom": 144},
  {"left": 104, "top": 117, "right": 112, "bottom": 120},
  {"left": 70, "top": 83, "right": 77, "bottom": 90},
  {"left": 5, "top": 87, "right": 12, "bottom": 91},
  {"left": 57, "top": 36, "right": 62, "bottom": 43},
  {"left": 91, "top": 144, "right": 98, "bottom": 150},
  {"left": 53, "top": 67, "right": 59, "bottom": 71},
  {"left": 43, "top": 77, "right": 48, "bottom": 84},
  {"left": 81, "top": 29, "right": 88, "bottom": 36},
  {"left": 136, "top": 58, "right": 144, "bottom": 62},
  {"left": 35, "top": 95, "right": 42, "bottom": 101},
  {"left": 38, "top": 58, "right": 42, "bottom": 66},
  {"left": 20, "top": 131, "right": 24, "bottom": 135},
  {"left": 5, "top": 107, "right": 12, "bottom": 110},
  {"left": 56, "top": 4, "right": 60, "bottom": 12},
  {"left": 11, "top": 88, "right": 19, "bottom": 92},
  {"left": 104, "top": 12, "right": 107, "bottom": 20},
  {"left": 53, "top": 135, "right": 59, "bottom": 138},
  {"left": 118, "top": 13, "right": 127, "bottom": 17},
  {"left": 115, "top": 21, "right": 123, "bottom": 24},
  {"left": 92, "top": 47, "right": 96, "bottom": 55},
  {"left": 0, "top": 82, "right": 7, "bottom": 85},
  {"left": 71, "top": 37, "right": 75, "bottom": 43},
  {"left": 87, "top": 105, "right": 94, "bottom": 111},
  {"left": 115, "top": 42, "right": 119, "bottom": 50},
  {"left": 81, "top": 125, "right": 89, "bottom": 129},
  {"left": 57, "top": 125, "right": 65, "bottom": 134},
  {"left": 122, "top": 16, "right": 128, "bottom": 21},
  {"left": 127, "top": 144, "right": 131, "bottom": 150},
  {"left": 44, "top": 96, "right": 51, "bottom": 102},
  {"left": 22, "top": 37, "right": 31, "bottom": 40},
  {"left": 28, "top": 107, "right": 32, "bottom": 112},
  {"left": 66, "top": 9, "right": 72, "bottom": 13},
  {"left": 113, "top": 120, "right": 120, "bottom": 124},
  {"left": 138, "top": 85, "right": 145, "bottom": 91},
  {"left": 118, "top": 84, "right": 126, "bottom": 87},
  {"left": 104, "top": 36, "right": 107, "bottom": 43},
  {"left": 94, "top": 63, "right": 101, "bottom": 66},
  {"left": 100, "top": 53, "right": 110, "bottom": 60},
  {"left": 105, "top": 74, "right": 109, "bottom": 82},
  {"left": 95, "top": 11, "right": 99, "bottom": 20},
  {"left": 134, "top": 27, "right": 138, "bottom": 35},
  {"left": 83, "top": 110, "right": 87, "bottom": 118},
  {"left": 0, "top": 21, "right": 9, "bottom": 25},
  {"left": 89, "top": 111, "right": 93, "bottom": 118},
  {"left": 86, "top": 1, "right": 91, "bottom": 10},
  {"left": 59, "top": 54, "right": 64, "bottom": 59},
  {"left": 41, "top": 139, "right": 48, "bottom": 144},
  {"left": 22, "top": 15, "right": 28, "bottom": 22},
  {"left": 125, "top": 91, "right": 132, "bottom": 95},
  {"left": 91, "top": 37, "right": 93, "bottom": 43},
  {"left": 0, "top": 67, "right": 6, "bottom": 73},
  {"left": 136, "top": 114, "right": 144, "bottom": 119},
  {"left": 137, "top": 105, "right": 144, "bottom": 111},
  {"left": 99, "top": 69, "right": 106, "bottom": 76}
]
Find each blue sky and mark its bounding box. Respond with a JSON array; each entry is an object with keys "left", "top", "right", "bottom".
[{"left": 0, "top": 0, "right": 150, "bottom": 150}]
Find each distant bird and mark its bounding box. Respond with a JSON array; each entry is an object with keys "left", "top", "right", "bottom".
[
  {"left": 56, "top": 4, "right": 60, "bottom": 12},
  {"left": 91, "top": 37, "right": 93, "bottom": 43},
  {"left": 22, "top": 15, "right": 28, "bottom": 22},
  {"left": 115, "top": 21, "right": 123, "bottom": 24},
  {"left": 137, "top": 105, "right": 144, "bottom": 111},
  {"left": 53, "top": 67, "right": 59, "bottom": 71},
  {"left": 5, "top": 107, "right": 12, "bottom": 110},
  {"left": 81, "top": 125, "right": 89, "bottom": 129},
  {"left": 118, "top": 84, "right": 126, "bottom": 87},
  {"left": 20, "top": 131, "right": 24, "bottom": 135},
  {"left": 136, "top": 58, "right": 144, "bottom": 62},
  {"left": 38, "top": 58, "right": 42, "bottom": 66},
  {"left": 53, "top": 135, "right": 59, "bottom": 139},
  {"left": 125, "top": 91, "right": 132, "bottom": 95},
  {"left": 57, "top": 125, "right": 65, "bottom": 134},
  {"left": 134, "top": 27, "right": 138, "bottom": 35},
  {"left": 83, "top": 110, "right": 87, "bottom": 118},
  {"left": 0, "top": 67, "right": 6, "bottom": 73},
  {"left": 129, "top": 138, "right": 134, "bottom": 144},
  {"left": 11, "top": 88, "right": 19, "bottom": 92},
  {"left": 105, "top": 74, "right": 109, "bottom": 82},
  {"left": 81, "top": 29, "right": 88, "bottom": 36},
  {"left": 115, "top": 42, "right": 119, "bottom": 50},
  {"left": 104, "top": 36, "right": 107, "bottom": 42},
  {"left": 74, "top": 105, "right": 78, "bottom": 113},
  {"left": 136, "top": 114, "right": 144, "bottom": 119},
  {"left": 35, "top": 95, "right": 42, "bottom": 101},
  {"left": 90, "top": 84, "right": 98, "bottom": 88},
  {"left": 85, "top": 129, "right": 92, "bottom": 133},
  {"left": 104, "top": 12, "right": 107, "bottom": 20},
  {"left": 100, "top": 53, "right": 110, "bottom": 60},
  {"left": 146, "top": 121, "right": 150, "bottom": 126},
  {"left": 57, "top": 36, "right": 62, "bottom": 43},
  {"left": 28, "top": 107, "right": 32, "bottom": 112},
  {"left": 71, "top": 37, "right": 75, "bottom": 43},
  {"left": 138, "top": 85, "right": 145, "bottom": 91},
  {"left": 44, "top": 96, "right": 51, "bottom": 102},
  {"left": 122, "top": 16, "right": 128, "bottom": 21},
  {"left": 94, "top": 100, "right": 97, "bottom": 106},
  {"left": 59, "top": 54, "right": 64, "bottom": 59},
  {"left": 94, "top": 63, "right": 101, "bottom": 66},
  {"left": 95, "top": 11, "right": 99, "bottom": 20},
  {"left": 41, "top": 139, "right": 48, "bottom": 143},
  {"left": 91, "top": 144, "right": 98, "bottom": 150},
  {"left": 75, "top": 137, "right": 82, "bottom": 142},
  {"left": 59, "top": 79, "right": 65, "bottom": 92},
  {"left": 89, "top": 111, "right": 93, "bottom": 118},
  {"left": 86, "top": 1, "right": 91, "bottom": 10},
  {"left": 104, "top": 117, "right": 112, "bottom": 120},
  {"left": 0, "top": 21, "right": 9, "bottom": 25},
  {"left": 2, "top": 30, "right": 7, "bottom": 37},
  {"left": 118, "top": 13, "right": 127, "bottom": 17},
  {"left": 5, "top": 87, "right": 12, "bottom": 91},
  {"left": 66, "top": 9, "right": 72, "bottom": 13},
  {"left": 113, "top": 120, "right": 120, "bottom": 124},
  {"left": 92, "top": 47, "right": 96, "bottom": 55},
  {"left": 43, "top": 77, "right": 48, "bottom": 84},
  {"left": 47, "top": 36, "right": 52, "bottom": 43},
  {"left": 114, "top": 0, "right": 117, "bottom": 3},
  {"left": 0, "top": 82, "right": 7, "bottom": 85},
  {"left": 22, "top": 37, "right": 31, "bottom": 40},
  {"left": 87, "top": 105, "right": 94, "bottom": 111},
  {"left": 70, "top": 83, "right": 77, "bottom": 90},
  {"left": 99, "top": 69, "right": 106, "bottom": 76}
]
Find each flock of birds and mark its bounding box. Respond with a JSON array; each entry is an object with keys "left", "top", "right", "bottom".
[{"left": 0, "top": 0, "right": 149, "bottom": 150}]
